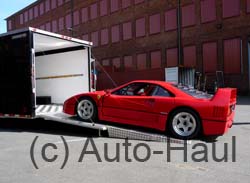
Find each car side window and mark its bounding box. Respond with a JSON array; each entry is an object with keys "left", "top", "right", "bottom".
[
  {"left": 151, "top": 86, "right": 172, "bottom": 97},
  {"left": 113, "top": 83, "right": 143, "bottom": 96},
  {"left": 112, "top": 83, "right": 155, "bottom": 96}
]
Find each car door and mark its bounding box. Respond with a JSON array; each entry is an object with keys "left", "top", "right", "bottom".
[{"left": 101, "top": 83, "right": 160, "bottom": 128}]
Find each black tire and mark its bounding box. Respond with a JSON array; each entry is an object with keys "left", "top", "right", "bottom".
[
  {"left": 75, "top": 97, "right": 98, "bottom": 122},
  {"left": 167, "top": 108, "right": 201, "bottom": 139}
]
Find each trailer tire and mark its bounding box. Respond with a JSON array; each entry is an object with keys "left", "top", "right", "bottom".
[{"left": 76, "top": 97, "right": 98, "bottom": 122}]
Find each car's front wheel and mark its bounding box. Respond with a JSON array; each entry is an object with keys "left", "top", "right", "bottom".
[
  {"left": 76, "top": 98, "right": 98, "bottom": 122},
  {"left": 168, "top": 108, "right": 201, "bottom": 139}
]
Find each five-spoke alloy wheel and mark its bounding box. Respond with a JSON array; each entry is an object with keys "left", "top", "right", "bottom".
[
  {"left": 168, "top": 108, "right": 201, "bottom": 139},
  {"left": 76, "top": 98, "right": 98, "bottom": 122}
]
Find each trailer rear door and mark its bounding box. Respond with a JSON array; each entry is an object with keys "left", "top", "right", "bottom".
[{"left": 0, "top": 31, "right": 35, "bottom": 117}]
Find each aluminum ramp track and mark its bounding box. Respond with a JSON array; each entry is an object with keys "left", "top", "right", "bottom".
[
  {"left": 36, "top": 105, "right": 108, "bottom": 131},
  {"left": 36, "top": 105, "right": 191, "bottom": 144}
]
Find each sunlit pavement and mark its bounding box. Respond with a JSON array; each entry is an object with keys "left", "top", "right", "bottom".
[{"left": 0, "top": 97, "right": 249, "bottom": 183}]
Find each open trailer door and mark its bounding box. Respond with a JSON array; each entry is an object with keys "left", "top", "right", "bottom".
[
  {"left": 0, "top": 30, "right": 35, "bottom": 118},
  {"left": 32, "top": 28, "right": 92, "bottom": 104}
]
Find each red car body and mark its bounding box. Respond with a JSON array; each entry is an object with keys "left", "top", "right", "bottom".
[{"left": 63, "top": 80, "right": 237, "bottom": 136}]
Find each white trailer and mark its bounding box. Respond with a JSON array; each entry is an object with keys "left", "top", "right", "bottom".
[{"left": 0, "top": 27, "right": 94, "bottom": 118}]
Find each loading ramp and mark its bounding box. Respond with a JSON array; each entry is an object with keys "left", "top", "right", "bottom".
[{"left": 36, "top": 105, "right": 191, "bottom": 144}]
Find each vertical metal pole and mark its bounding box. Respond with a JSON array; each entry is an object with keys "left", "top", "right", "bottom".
[
  {"left": 177, "top": 0, "right": 183, "bottom": 66},
  {"left": 70, "top": 0, "right": 74, "bottom": 37}
]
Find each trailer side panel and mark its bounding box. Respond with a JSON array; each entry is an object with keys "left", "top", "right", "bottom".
[{"left": 0, "top": 31, "right": 34, "bottom": 117}]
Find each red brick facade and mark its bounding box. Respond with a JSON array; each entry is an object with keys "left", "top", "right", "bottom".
[{"left": 6, "top": 0, "right": 250, "bottom": 94}]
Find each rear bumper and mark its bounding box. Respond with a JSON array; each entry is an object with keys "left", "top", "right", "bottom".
[{"left": 202, "top": 117, "right": 234, "bottom": 136}]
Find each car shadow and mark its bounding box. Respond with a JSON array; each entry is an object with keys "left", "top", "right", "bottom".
[
  {"left": 233, "top": 122, "right": 250, "bottom": 125},
  {"left": 0, "top": 118, "right": 228, "bottom": 143},
  {"left": 237, "top": 96, "right": 250, "bottom": 105},
  {"left": 0, "top": 118, "right": 100, "bottom": 138}
]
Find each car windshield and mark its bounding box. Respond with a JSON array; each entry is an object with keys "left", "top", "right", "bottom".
[{"left": 172, "top": 83, "right": 214, "bottom": 99}]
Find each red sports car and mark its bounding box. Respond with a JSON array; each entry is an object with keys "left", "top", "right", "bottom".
[{"left": 63, "top": 80, "right": 237, "bottom": 139}]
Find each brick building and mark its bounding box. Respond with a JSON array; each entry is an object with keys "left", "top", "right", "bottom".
[{"left": 5, "top": 0, "right": 250, "bottom": 94}]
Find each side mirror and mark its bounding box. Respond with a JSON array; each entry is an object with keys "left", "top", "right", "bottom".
[{"left": 104, "top": 89, "right": 111, "bottom": 96}]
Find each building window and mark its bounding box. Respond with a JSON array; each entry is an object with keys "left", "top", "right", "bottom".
[
  {"left": 52, "top": 20, "right": 58, "bottom": 32},
  {"left": 91, "top": 31, "right": 99, "bottom": 47},
  {"left": 34, "top": 6, "right": 39, "bottom": 18},
  {"left": 73, "top": 11, "right": 79, "bottom": 26},
  {"left": 183, "top": 45, "right": 196, "bottom": 67},
  {"left": 59, "top": 17, "right": 64, "bottom": 31},
  {"left": 112, "top": 57, "right": 121, "bottom": 71},
  {"left": 101, "top": 28, "right": 109, "bottom": 45},
  {"left": 247, "top": 0, "right": 250, "bottom": 13},
  {"left": 40, "top": 3, "right": 44, "bottom": 16},
  {"left": 51, "top": 0, "right": 57, "bottom": 9},
  {"left": 110, "top": 0, "right": 119, "bottom": 13},
  {"left": 136, "top": 17, "right": 145, "bottom": 37},
  {"left": 165, "top": 9, "right": 177, "bottom": 31},
  {"left": 8, "top": 20, "right": 12, "bottom": 31},
  {"left": 58, "top": 0, "right": 63, "bottom": 6},
  {"left": 45, "top": 0, "right": 50, "bottom": 12},
  {"left": 24, "top": 11, "right": 28, "bottom": 23},
  {"left": 150, "top": 50, "right": 161, "bottom": 68},
  {"left": 82, "top": 34, "right": 89, "bottom": 41},
  {"left": 201, "top": 0, "right": 216, "bottom": 23},
  {"left": 29, "top": 8, "right": 33, "bottom": 21},
  {"left": 224, "top": 38, "right": 241, "bottom": 74},
  {"left": 66, "top": 14, "right": 71, "bottom": 29},
  {"left": 182, "top": 4, "right": 195, "bottom": 27},
  {"left": 166, "top": 48, "right": 178, "bottom": 67},
  {"left": 81, "top": 7, "right": 88, "bottom": 23},
  {"left": 111, "top": 25, "right": 120, "bottom": 43},
  {"left": 137, "top": 53, "right": 147, "bottom": 70},
  {"left": 90, "top": 3, "right": 98, "bottom": 20},
  {"left": 149, "top": 13, "right": 161, "bottom": 34},
  {"left": 122, "top": 22, "right": 132, "bottom": 40},
  {"left": 45, "top": 22, "right": 51, "bottom": 32},
  {"left": 102, "top": 59, "right": 110, "bottom": 66},
  {"left": 124, "top": 56, "right": 134, "bottom": 70},
  {"left": 203, "top": 42, "right": 217, "bottom": 73},
  {"left": 122, "top": 0, "right": 131, "bottom": 9},
  {"left": 40, "top": 24, "right": 45, "bottom": 30},
  {"left": 20, "top": 14, "right": 24, "bottom": 25},
  {"left": 222, "top": 0, "right": 240, "bottom": 18},
  {"left": 135, "top": 0, "right": 144, "bottom": 4},
  {"left": 100, "top": 0, "right": 108, "bottom": 16}
]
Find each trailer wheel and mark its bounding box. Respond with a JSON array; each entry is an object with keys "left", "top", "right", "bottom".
[
  {"left": 168, "top": 108, "right": 201, "bottom": 139},
  {"left": 76, "top": 98, "right": 98, "bottom": 122}
]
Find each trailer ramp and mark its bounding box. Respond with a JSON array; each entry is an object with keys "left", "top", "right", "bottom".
[{"left": 36, "top": 105, "right": 190, "bottom": 144}]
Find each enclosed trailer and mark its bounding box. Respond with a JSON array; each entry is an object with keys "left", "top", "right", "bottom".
[{"left": 0, "top": 27, "right": 94, "bottom": 118}]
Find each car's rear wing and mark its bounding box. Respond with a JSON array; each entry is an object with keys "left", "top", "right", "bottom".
[
  {"left": 211, "top": 88, "right": 237, "bottom": 105},
  {"left": 210, "top": 88, "right": 237, "bottom": 120}
]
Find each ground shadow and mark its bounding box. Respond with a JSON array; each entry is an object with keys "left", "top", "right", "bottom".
[
  {"left": 237, "top": 96, "right": 250, "bottom": 105},
  {"left": 0, "top": 118, "right": 225, "bottom": 143},
  {"left": 0, "top": 118, "right": 100, "bottom": 138},
  {"left": 233, "top": 122, "right": 250, "bottom": 125}
]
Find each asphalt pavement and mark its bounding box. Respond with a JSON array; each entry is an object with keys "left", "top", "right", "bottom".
[{"left": 0, "top": 97, "right": 250, "bottom": 183}]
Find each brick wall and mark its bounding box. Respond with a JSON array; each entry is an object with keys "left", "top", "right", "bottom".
[{"left": 6, "top": 0, "right": 250, "bottom": 94}]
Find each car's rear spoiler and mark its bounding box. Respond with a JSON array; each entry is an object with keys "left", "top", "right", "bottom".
[{"left": 211, "top": 88, "right": 237, "bottom": 104}]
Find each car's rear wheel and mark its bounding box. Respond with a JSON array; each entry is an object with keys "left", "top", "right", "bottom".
[
  {"left": 76, "top": 98, "right": 98, "bottom": 122},
  {"left": 168, "top": 108, "right": 201, "bottom": 139}
]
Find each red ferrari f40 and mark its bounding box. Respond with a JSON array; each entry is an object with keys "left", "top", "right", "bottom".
[{"left": 63, "top": 80, "right": 237, "bottom": 139}]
